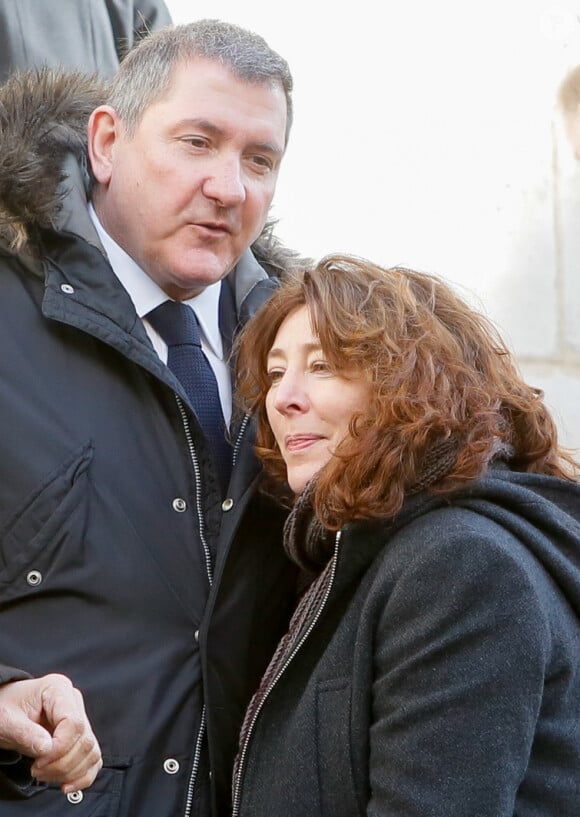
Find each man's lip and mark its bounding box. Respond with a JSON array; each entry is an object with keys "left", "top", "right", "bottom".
[{"left": 193, "top": 220, "right": 232, "bottom": 234}]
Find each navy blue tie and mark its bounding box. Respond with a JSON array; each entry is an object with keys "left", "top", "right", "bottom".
[{"left": 148, "top": 300, "right": 232, "bottom": 493}]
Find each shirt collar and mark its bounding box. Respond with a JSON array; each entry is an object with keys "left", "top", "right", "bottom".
[{"left": 88, "top": 203, "right": 224, "bottom": 359}]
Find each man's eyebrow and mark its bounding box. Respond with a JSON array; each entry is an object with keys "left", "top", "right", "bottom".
[
  {"left": 174, "top": 118, "right": 284, "bottom": 156},
  {"left": 174, "top": 117, "right": 223, "bottom": 135},
  {"left": 252, "top": 141, "right": 284, "bottom": 157}
]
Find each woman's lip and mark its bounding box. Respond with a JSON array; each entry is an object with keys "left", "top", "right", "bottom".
[{"left": 284, "top": 434, "right": 323, "bottom": 452}]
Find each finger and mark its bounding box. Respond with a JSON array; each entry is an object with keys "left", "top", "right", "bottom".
[
  {"left": 32, "top": 714, "right": 101, "bottom": 781},
  {"left": 32, "top": 727, "right": 101, "bottom": 781},
  {"left": 39, "top": 676, "right": 85, "bottom": 734},
  {"left": 0, "top": 698, "right": 53, "bottom": 758},
  {"left": 34, "top": 679, "right": 94, "bottom": 761},
  {"left": 31, "top": 677, "right": 101, "bottom": 787},
  {"left": 62, "top": 758, "right": 103, "bottom": 795},
  {"left": 0, "top": 675, "right": 101, "bottom": 788},
  {"left": 34, "top": 721, "right": 101, "bottom": 779}
]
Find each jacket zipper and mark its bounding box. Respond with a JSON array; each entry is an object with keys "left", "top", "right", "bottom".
[
  {"left": 176, "top": 395, "right": 213, "bottom": 817},
  {"left": 231, "top": 531, "right": 342, "bottom": 817},
  {"left": 178, "top": 406, "right": 251, "bottom": 815},
  {"left": 176, "top": 396, "right": 213, "bottom": 584},
  {"left": 183, "top": 706, "right": 207, "bottom": 817},
  {"left": 232, "top": 413, "right": 251, "bottom": 470}
]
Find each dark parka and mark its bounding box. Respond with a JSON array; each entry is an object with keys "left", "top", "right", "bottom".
[
  {"left": 0, "top": 71, "right": 296, "bottom": 816},
  {"left": 233, "top": 467, "right": 580, "bottom": 817}
]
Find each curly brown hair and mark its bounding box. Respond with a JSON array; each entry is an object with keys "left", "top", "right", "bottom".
[{"left": 236, "top": 254, "right": 578, "bottom": 529}]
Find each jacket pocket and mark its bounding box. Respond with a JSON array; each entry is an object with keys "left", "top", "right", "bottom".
[
  {"left": 0, "top": 441, "right": 94, "bottom": 599},
  {"left": 315, "top": 677, "right": 362, "bottom": 817},
  {"left": 0, "top": 757, "right": 130, "bottom": 815}
]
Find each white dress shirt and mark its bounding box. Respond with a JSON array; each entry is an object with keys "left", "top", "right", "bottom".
[{"left": 88, "top": 204, "right": 232, "bottom": 424}]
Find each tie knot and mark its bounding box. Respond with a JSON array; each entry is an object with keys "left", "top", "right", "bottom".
[{"left": 148, "top": 300, "right": 201, "bottom": 348}]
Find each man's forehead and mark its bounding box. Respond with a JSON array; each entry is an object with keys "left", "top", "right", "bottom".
[{"left": 150, "top": 59, "right": 287, "bottom": 145}]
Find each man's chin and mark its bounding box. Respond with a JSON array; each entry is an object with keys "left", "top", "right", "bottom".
[{"left": 160, "top": 263, "right": 231, "bottom": 301}]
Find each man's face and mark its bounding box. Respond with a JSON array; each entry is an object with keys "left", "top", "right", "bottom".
[{"left": 90, "top": 58, "right": 287, "bottom": 300}]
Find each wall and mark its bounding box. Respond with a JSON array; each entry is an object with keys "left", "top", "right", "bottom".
[{"left": 166, "top": 0, "right": 580, "bottom": 451}]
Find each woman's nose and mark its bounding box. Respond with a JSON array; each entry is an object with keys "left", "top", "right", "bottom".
[{"left": 273, "top": 371, "right": 309, "bottom": 414}]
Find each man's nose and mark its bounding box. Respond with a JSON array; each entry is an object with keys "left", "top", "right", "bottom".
[{"left": 202, "top": 157, "right": 246, "bottom": 207}]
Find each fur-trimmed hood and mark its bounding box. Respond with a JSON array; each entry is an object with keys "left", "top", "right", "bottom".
[
  {"left": 0, "top": 67, "right": 303, "bottom": 276},
  {"left": 0, "top": 68, "right": 104, "bottom": 258}
]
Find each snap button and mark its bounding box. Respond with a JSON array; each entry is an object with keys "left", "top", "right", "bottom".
[
  {"left": 194, "top": 629, "right": 199, "bottom": 642},
  {"left": 163, "top": 757, "right": 180, "bottom": 774},
  {"left": 66, "top": 790, "right": 84, "bottom": 804},
  {"left": 172, "top": 498, "right": 187, "bottom": 512},
  {"left": 60, "top": 284, "right": 75, "bottom": 294},
  {"left": 221, "top": 498, "right": 234, "bottom": 512},
  {"left": 26, "top": 570, "right": 42, "bottom": 586}
]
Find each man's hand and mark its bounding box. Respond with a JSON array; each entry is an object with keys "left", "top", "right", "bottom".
[{"left": 0, "top": 674, "right": 102, "bottom": 793}]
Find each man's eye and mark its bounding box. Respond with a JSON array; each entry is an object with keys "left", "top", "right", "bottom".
[
  {"left": 311, "top": 360, "right": 331, "bottom": 374},
  {"left": 249, "top": 155, "right": 274, "bottom": 172},
  {"left": 184, "top": 136, "right": 208, "bottom": 148}
]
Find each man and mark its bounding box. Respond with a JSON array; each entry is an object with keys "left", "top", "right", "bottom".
[
  {"left": 0, "top": 19, "right": 298, "bottom": 817},
  {"left": 0, "top": 0, "right": 173, "bottom": 81}
]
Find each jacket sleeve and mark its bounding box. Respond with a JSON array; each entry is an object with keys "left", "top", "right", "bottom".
[
  {"left": 104, "top": 0, "right": 173, "bottom": 61},
  {"left": 0, "top": 666, "right": 35, "bottom": 789},
  {"left": 132, "top": 0, "right": 173, "bottom": 38},
  {"left": 368, "top": 521, "right": 550, "bottom": 817},
  {"left": 0, "top": 666, "right": 32, "bottom": 687}
]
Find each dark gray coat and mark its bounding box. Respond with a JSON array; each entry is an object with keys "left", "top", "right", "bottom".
[
  {"left": 0, "top": 0, "right": 172, "bottom": 82},
  {"left": 233, "top": 466, "right": 580, "bottom": 817},
  {"left": 0, "top": 70, "right": 296, "bottom": 817}
]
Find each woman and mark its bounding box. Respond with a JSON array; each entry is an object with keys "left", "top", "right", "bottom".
[{"left": 231, "top": 254, "right": 580, "bottom": 817}]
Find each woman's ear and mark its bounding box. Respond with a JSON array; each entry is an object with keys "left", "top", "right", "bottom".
[{"left": 87, "top": 105, "right": 119, "bottom": 184}]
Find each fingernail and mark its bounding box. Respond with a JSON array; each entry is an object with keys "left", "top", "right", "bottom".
[{"left": 32, "top": 738, "right": 52, "bottom": 755}]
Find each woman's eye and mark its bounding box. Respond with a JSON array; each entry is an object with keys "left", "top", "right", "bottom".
[
  {"left": 267, "top": 369, "right": 284, "bottom": 384},
  {"left": 311, "top": 360, "right": 331, "bottom": 374}
]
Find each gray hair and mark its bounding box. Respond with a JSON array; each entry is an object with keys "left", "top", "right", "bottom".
[{"left": 107, "top": 19, "right": 293, "bottom": 143}]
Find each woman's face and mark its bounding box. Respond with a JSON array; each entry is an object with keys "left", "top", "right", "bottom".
[{"left": 265, "top": 305, "right": 371, "bottom": 494}]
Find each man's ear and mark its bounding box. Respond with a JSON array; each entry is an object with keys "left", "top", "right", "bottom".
[{"left": 87, "top": 105, "right": 119, "bottom": 184}]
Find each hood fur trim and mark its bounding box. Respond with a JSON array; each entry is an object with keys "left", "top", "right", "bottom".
[
  {"left": 0, "top": 68, "right": 107, "bottom": 256},
  {"left": 251, "top": 219, "right": 309, "bottom": 278}
]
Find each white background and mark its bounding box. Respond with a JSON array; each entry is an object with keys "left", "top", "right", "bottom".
[{"left": 164, "top": 0, "right": 580, "bottom": 448}]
